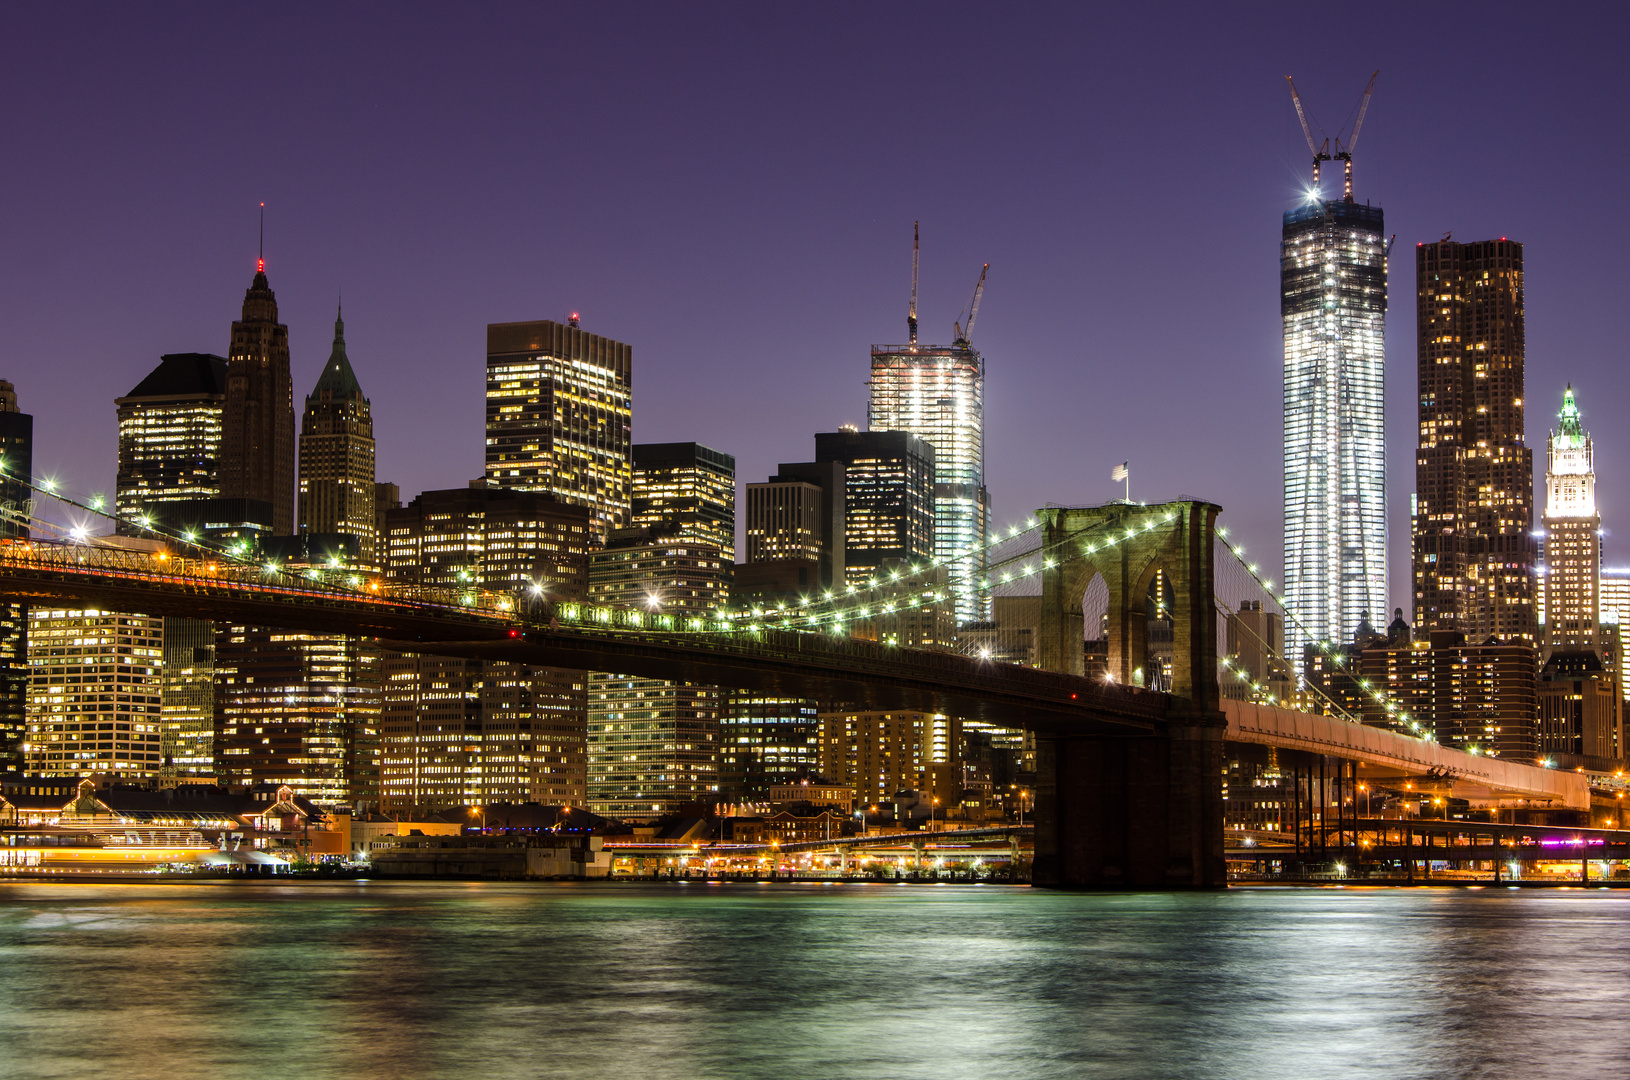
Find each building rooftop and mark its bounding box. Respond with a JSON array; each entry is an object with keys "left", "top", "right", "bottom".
[{"left": 121, "top": 353, "right": 229, "bottom": 401}]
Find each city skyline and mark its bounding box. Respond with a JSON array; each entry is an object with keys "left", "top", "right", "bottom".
[{"left": 4, "top": 8, "right": 1630, "bottom": 622}]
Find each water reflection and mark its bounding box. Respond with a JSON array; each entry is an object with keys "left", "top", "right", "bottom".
[{"left": 1, "top": 883, "right": 1626, "bottom": 1080}]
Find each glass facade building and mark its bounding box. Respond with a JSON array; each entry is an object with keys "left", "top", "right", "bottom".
[
  {"left": 24, "top": 608, "right": 163, "bottom": 779},
  {"left": 1281, "top": 198, "right": 1388, "bottom": 660},
  {"left": 485, "top": 319, "right": 632, "bottom": 540},
  {"left": 115, "top": 353, "right": 228, "bottom": 524},
  {"left": 813, "top": 430, "right": 935, "bottom": 592},
  {"left": 586, "top": 538, "right": 730, "bottom": 818},
  {"left": 630, "top": 442, "right": 736, "bottom": 557},
  {"left": 380, "top": 487, "right": 593, "bottom": 812},
  {"left": 868, "top": 345, "right": 989, "bottom": 625},
  {"left": 1412, "top": 239, "right": 1534, "bottom": 644},
  {"left": 114, "top": 355, "right": 231, "bottom": 780},
  {"left": 215, "top": 624, "right": 381, "bottom": 807}
]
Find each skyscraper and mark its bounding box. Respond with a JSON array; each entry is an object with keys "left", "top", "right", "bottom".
[
  {"left": 114, "top": 356, "right": 230, "bottom": 779},
  {"left": 222, "top": 261, "right": 296, "bottom": 535},
  {"left": 1412, "top": 238, "right": 1534, "bottom": 643},
  {"left": 1541, "top": 386, "right": 1600, "bottom": 654},
  {"left": 298, "top": 307, "right": 377, "bottom": 566},
  {"left": 743, "top": 460, "right": 845, "bottom": 592},
  {"left": 380, "top": 487, "right": 593, "bottom": 812},
  {"left": 485, "top": 318, "right": 632, "bottom": 538},
  {"left": 587, "top": 535, "right": 730, "bottom": 817},
  {"left": 1281, "top": 196, "right": 1388, "bottom": 658},
  {"left": 1599, "top": 568, "right": 1630, "bottom": 702},
  {"left": 814, "top": 429, "right": 935, "bottom": 590},
  {"left": 25, "top": 605, "right": 163, "bottom": 780},
  {"left": 868, "top": 338, "right": 988, "bottom": 625},
  {"left": 115, "top": 353, "right": 228, "bottom": 526},
  {"left": 630, "top": 443, "right": 736, "bottom": 556},
  {"left": 0, "top": 382, "right": 30, "bottom": 770},
  {"left": 215, "top": 619, "right": 380, "bottom": 805},
  {"left": 587, "top": 443, "right": 734, "bottom": 818},
  {"left": 0, "top": 380, "right": 31, "bottom": 536}
]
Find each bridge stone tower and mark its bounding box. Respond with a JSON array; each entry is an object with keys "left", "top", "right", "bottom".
[{"left": 1031, "top": 500, "right": 1225, "bottom": 888}]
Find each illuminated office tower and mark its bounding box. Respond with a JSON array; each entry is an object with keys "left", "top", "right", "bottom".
[
  {"left": 298, "top": 307, "right": 377, "bottom": 566},
  {"left": 631, "top": 442, "right": 736, "bottom": 556},
  {"left": 868, "top": 339, "right": 989, "bottom": 625},
  {"left": 814, "top": 429, "right": 935, "bottom": 590},
  {"left": 380, "top": 488, "right": 592, "bottom": 812},
  {"left": 588, "top": 444, "right": 734, "bottom": 818},
  {"left": 114, "top": 358, "right": 230, "bottom": 778},
  {"left": 215, "top": 619, "right": 380, "bottom": 806},
  {"left": 223, "top": 260, "right": 296, "bottom": 536},
  {"left": 1412, "top": 238, "right": 1534, "bottom": 643},
  {"left": 0, "top": 382, "right": 29, "bottom": 769},
  {"left": 25, "top": 606, "right": 163, "bottom": 780},
  {"left": 586, "top": 535, "right": 730, "bottom": 817},
  {"left": 485, "top": 317, "right": 632, "bottom": 539},
  {"left": 1541, "top": 387, "right": 1600, "bottom": 654},
  {"left": 1599, "top": 569, "right": 1630, "bottom": 702},
  {"left": 1281, "top": 195, "right": 1388, "bottom": 659},
  {"left": 743, "top": 460, "right": 845, "bottom": 592},
  {"left": 115, "top": 353, "right": 228, "bottom": 524}
]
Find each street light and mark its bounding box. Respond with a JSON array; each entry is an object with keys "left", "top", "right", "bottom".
[{"left": 469, "top": 806, "right": 486, "bottom": 833}]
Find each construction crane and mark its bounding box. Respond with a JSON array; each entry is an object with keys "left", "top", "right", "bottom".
[
  {"left": 908, "top": 222, "right": 919, "bottom": 346},
  {"left": 1333, "top": 70, "right": 1379, "bottom": 202},
  {"left": 953, "top": 264, "right": 989, "bottom": 346},
  {"left": 1285, "top": 76, "right": 1330, "bottom": 188}
]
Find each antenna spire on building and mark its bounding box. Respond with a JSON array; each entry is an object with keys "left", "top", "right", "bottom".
[
  {"left": 908, "top": 222, "right": 919, "bottom": 346},
  {"left": 257, "top": 202, "right": 265, "bottom": 273}
]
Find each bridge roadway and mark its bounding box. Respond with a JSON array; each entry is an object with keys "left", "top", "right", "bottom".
[
  {"left": 0, "top": 540, "right": 1590, "bottom": 806},
  {"left": 0, "top": 540, "right": 1164, "bottom": 733}
]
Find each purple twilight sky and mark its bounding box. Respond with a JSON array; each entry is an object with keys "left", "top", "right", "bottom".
[{"left": 1, "top": 3, "right": 1627, "bottom": 616}]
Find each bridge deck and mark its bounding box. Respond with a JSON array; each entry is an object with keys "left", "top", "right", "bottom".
[
  {"left": 1225, "top": 700, "right": 1590, "bottom": 808},
  {"left": 0, "top": 541, "right": 1167, "bottom": 731}
]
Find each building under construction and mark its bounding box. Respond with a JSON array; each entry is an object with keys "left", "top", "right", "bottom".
[{"left": 868, "top": 224, "right": 991, "bottom": 626}]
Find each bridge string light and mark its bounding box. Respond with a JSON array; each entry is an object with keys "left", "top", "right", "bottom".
[
  {"left": 686, "top": 508, "right": 1182, "bottom": 638},
  {"left": 1214, "top": 525, "right": 1440, "bottom": 746}
]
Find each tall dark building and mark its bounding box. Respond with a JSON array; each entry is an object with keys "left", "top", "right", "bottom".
[
  {"left": 0, "top": 381, "right": 29, "bottom": 769},
  {"left": 0, "top": 380, "right": 32, "bottom": 537},
  {"left": 744, "top": 459, "right": 845, "bottom": 593},
  {"left": 298, "top": 307, "right": 377, "bottom": 565},
  {"left": 1412, "top": 238, "right": 1535, "bottom": 643},
  {"left": 814, "top": 429, "right": 934, "bottom": 589},
  {"left": 223, "top": 262, "right": 296, "bottom": 535}
]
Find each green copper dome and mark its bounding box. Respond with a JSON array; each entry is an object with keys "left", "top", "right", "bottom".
[
  {"left": 1555, "top": 384, "right": 1584, "bottom": 447},
  {"left": 311, "top": 305, "right": 364, "bottom": 400}
]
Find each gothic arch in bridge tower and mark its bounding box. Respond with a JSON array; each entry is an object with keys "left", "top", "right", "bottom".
[{"left": 1036, "top": 500, "right": 1221, "bottom": 719}]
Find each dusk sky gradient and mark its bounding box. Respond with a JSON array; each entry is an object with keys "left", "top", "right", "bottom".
[{"left": 2, "top": 4, "right": 1628, "bottom": 617}]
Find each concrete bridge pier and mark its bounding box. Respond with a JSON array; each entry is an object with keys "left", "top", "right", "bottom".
[{"left": 1030, "top": 500, "right": 1227, "bottom": 889}]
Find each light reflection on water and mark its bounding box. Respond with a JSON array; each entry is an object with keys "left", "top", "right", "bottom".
[{"left": 1, "top": 882, "right": 1628, "bottom": 1080}]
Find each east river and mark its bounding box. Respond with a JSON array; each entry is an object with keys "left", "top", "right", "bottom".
[{"left": 2, "top": 882, "right": 1628, "bottom": 1080}]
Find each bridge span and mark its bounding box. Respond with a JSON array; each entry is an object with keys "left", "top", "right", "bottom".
[{"left": 0, "top": 499, "right": 1587, "bottom": 888}]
